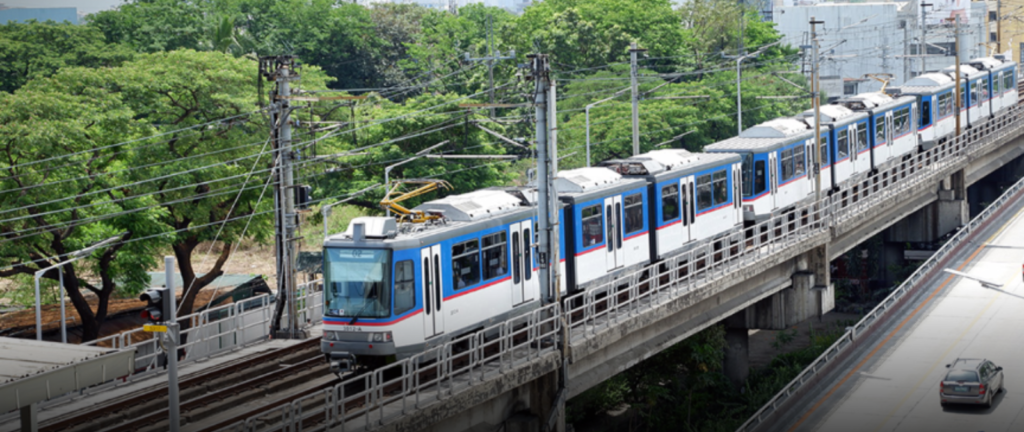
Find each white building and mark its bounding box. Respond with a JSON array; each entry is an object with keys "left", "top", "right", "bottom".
[{"left": 773, "top": 1, "right": 990, "bottom": 97}]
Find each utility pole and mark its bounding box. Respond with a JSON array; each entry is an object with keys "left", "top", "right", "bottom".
[
  {"left": 465, "top": 15, "right": 515, "bottom": 118},
  {"left": 811, "top": 17, "right": 824, "bottom": 203},
  {"left": 263, "top": 56, "right": 303, "bottom": 339},
  {"left": 529, "top": 52, "right": 566, "bottom": 432},
  {"left": 997, "top": 0, "right": 1003, "bottom": 54},
  {"left": 951, "top": 16, "right": 962, "bottom": 136},
  {"left": 164, "top": 257, "right": 180, "bottom": 432},
  {"left": 921, "top": 2, "right": 932, "bottom": 75},
  {"left": 629, "top": 42, "right": 646, "bottom": 156},
  {"left": 904, "top": 25, "right": 911, "bottom": 82}
]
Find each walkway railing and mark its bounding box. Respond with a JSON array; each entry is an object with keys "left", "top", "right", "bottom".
[{"left": 736, "top": 116, "right": 1024, "bottom": 432}]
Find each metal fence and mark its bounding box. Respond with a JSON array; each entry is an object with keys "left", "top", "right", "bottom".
[
  {"left": 736, "top": 112, "right": 1024, "bottom": 432},
  {"left": 216, "top": 303, "right": 562, "bottom": 432}
]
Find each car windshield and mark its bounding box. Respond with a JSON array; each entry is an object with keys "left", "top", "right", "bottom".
[
  {"left": 324, "top": 248, "right": 391, "bottom": 318},
  {"left": 945, "top": 369, "right": 979, "bottom": 382}
]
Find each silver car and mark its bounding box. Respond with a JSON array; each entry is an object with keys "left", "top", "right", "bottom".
[{"left": 940, "top": 358, "right": 1004, "bottom": 408}]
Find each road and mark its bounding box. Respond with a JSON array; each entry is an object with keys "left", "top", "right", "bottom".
[{"left": 780, "top": 195, "right": 1024, "bottom": 432}]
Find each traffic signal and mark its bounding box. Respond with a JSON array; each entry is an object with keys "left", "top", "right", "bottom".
[{"left": 140, "top": 287, "right": 170, "bottom": 323}]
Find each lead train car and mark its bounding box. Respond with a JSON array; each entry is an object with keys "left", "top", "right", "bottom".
[{"left": 321, "top": 188, "right": 556, "bottom": 373}]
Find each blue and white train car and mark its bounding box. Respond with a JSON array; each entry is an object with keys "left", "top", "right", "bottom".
[
  {"left": 705, "top": 118, "right": 815, "bottom": 221},
  {"left": 800, "top": 104, "right": 870, "bottom": 189},
  {"left": 943, "top": 64, "right": 990, "bottom": 127},
  {"left": 320, "top": 189, "right": 547, "bottom": 373},
  {"left": 967, "top": 56, "right": 1018, "bottom": 116},
  {"left": 887, "top": 72, "right": 957, "bottom": 149},
  {"left": 600, "top": 149, "right": 742, "bottom": 260},
  {"left": 834, "top": 92, "right": 917, "bottom": 169},
  {"left": 555, "top": 167, "right": 650, "bottom": 290}
]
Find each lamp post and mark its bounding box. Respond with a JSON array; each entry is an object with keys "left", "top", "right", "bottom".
[
  {"left": 585, "top": 87, "right": 630, "bottom": 167},
  {"left": 724, "top": 41, "right": 780, "bottom": 135},
  {"left": 34, "top": 234, "right": 124, "bottom": 342}
]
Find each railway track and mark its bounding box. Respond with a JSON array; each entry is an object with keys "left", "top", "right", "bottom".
[{"left": 39, "top": 337, "right": 325, "bottom": 432}]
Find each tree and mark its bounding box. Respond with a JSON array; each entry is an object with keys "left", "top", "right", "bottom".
[
  {"left": 0, "top": 20, "right": 135, "bottom": 93},
  {"left": 88, "top": 0, "right": 211, "bottom": 53},
  {"left": 0, "top": 69, "right": 167, "bottom": 341}
]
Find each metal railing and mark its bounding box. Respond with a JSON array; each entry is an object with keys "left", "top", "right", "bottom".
[
  {"left": 736, "top": 114, "right": 1024, "bottom": 432},
  {"left": 69, "top": 279, "right": 324, "bottom": 394},
  {"left": 216, "top": 303, "right": 562, "bottom": 432}
]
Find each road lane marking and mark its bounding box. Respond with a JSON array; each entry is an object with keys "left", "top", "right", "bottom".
[{"left": 788, "top": 203, "right": 1024, "bottom": 432}]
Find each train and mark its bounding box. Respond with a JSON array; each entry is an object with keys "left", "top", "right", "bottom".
[{"left": 319, "top": 55, "right": 1018, "bottom": 374}]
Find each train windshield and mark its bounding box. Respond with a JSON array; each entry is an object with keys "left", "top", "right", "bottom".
[{"left": 324, "top": 248, "right": 391, "bottom": 318}]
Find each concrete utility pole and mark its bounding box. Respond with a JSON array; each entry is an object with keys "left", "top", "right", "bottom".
[
  {"left": 465, "top": 15, "right": 515, "bottom": 118},
  {"left": 951, "top": 16, "right": 962, "bottom": 136},
  {"left": 164, "top": 256, "right": 180, "bottom": 432},
  {"left": 629, "top": 42, "right": 646, "bottom": 156},
  {"left": 529, "top": 52, "right": 566, "bottom": 432},
  {"left": 811, "top": 17, "right": 824, "bottom": 203},
  {"left": 998, "top": 0, "right": 1003, "bottom": 53},
  {"left": 265, "top": 56, "right": 303, "bottom": 339},
  {"left": 904, "top": 25, "right": 911, "bottom": 83},
  {"left": 921, "top": 2, "right": 933, "bottom": 75}
]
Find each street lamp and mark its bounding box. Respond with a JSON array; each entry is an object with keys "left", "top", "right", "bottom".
[
  {"left": 34, "top": 233, "right": 125, "bottom": 342},
  {"left": 724, "top": 41, "right": 781, "bottom": 135},
  {"left": 585, "top": 87, "right": 630, "bottom": 167}
]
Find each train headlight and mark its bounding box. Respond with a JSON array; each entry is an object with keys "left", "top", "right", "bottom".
[
  {"left": 369, "top": 332, "right": 392, "bottom": 342},
  {"left": 323, "top": 331, "right": 336, "bottom": 341}
]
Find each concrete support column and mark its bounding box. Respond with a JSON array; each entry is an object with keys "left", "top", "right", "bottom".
[
  {"left": 20, "top": 404, "right": 37, "bottom": 432},
  {"left": 785, "top": 245, "right": 833, "bottom": 327},
  {"left": 723, "top": 311, "right": 750, "bottom": 391},
  {"left": 526, "top": 369, "right": 563, "bottom": 432},
  {"left": 935, "top": 169, "right": 969, "bottom": 236}
]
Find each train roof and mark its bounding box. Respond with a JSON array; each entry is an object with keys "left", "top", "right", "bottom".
[
  {"left": 967, "top": 57, "right": 1013, "bottom": 71},
  {"left": 891, "top": 73, "right": 955, "bottom": 94},
  {"left": 601, "top": 149, "right": 739, "bottom": 182},
  {"left": 835, "top": 91, "right": 915, "bottom": 113},
  {"left": 799, "top": 104, "right": 868, "bottom": 125},
  {"left": 414, "top": 189, "right": 524, "bottom": 222},
  {"left": 705, "top": 118, "right": 812, "bottom": 153},
  {"left": 555, "top": 167, "right": 647, "bottom": 203},
  {"left": 941, "top": 64, "right": 985, "bottom": 80}
]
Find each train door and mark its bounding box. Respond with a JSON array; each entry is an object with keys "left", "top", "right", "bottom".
[
  {"left": 604, "top": 195, "right": 624, "bottom": 270},
  {"left": 681, "top": 177, "right": 692, "bottom": 241},
  {"left": 510, "top": 221, "right": 535, "bottom": 306},
  {"left": 768, "top": 151, "right": 778, "bottom": 210},
  {"left": 420, "top": 245, "right": 444, "bottom": 339}
]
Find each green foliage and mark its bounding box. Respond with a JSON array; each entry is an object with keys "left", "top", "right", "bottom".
[
  {"left": 88, "top": 0, "right": 211, "bottom": 53},
  {"left": 0, "top": 20, "right": 135, "bottom": 93}
]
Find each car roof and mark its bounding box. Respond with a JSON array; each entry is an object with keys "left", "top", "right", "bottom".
[{"left": 951, "top": 358, "right": 986, "bottom": 368}]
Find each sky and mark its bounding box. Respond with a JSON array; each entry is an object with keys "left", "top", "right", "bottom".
[{"left": 1, "top": 1, "right": 122, "bottom": 15}]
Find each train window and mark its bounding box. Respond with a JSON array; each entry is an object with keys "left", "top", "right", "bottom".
[
  {"left": 661, "top": 184, "right": 680, "bottom": 222},
  {"left": 982, "top": 78, "right": 989, "bottom": 101},
  {"left": 1005, "top": 72, "right": 1014, "bottom": 94},
  {"left": 754, "top": 160, "right": 766, "bottom": 195},
  {"left": 606, "top": 205, "right": 614, "bottom": 251},
  {"left": 452, "top": 239, "right": 480, "bottom": 290},
  {"left": 896, "top": 108, "right": 910, "bottom": 136},
  {"left": 615, "top": 202, "right": 623, "bottom": 248},
  {"left": 394, "top": 260, "right": 415, "bottom": 315},
  {"left": 938, "top": 93, "right": 952, "bottom": 117},
  {"left": 482, "top": 232, "right": 507, "bottom": 280},
  {"left": 581, "top": 204, "right": 603, "bottom": 247},
  {"left": 818, "top": 134, "right": 829, "bottom": 166},
  {"left": 512, "top": 233, "right": 521, "bottom": 284},
  {"left": 793, "top": 145, "right": 805, "bottom": 177},
  {"left": 423, "top": 257, "right": 431, "bottom": 315},
  {"left": 960, "top": 85, "right": 967, "bottom": 109},
  {"left": 780, "top": 148, "right": 794, "bottom": 182},
  {"left": 994, "top": 74, "right": 1001, "bottom": 95},
  {"left": 837, "top": 129, "right": 849, "bottom": 159},
  {"left": 712, "top": 170, "right": 728, "bottom": 205},
  {"left": 970, "top": 81, "right": 979, "bottom": 103},
  {"left": 741, "top": 154, "right": 753, "bottom": 198},
  {"left": 875, "top": 116, "right": 886, "bottom": 144},
  {"left": 624, "top": 193, "right": 644, "bottom": 235},
  {"left": 857, "top": 127, "right": 868, "bottom": 153},
  {"left": 433, "top": 256, "right": 441, "bottom": 310},
  {"left": 523, "top": 228, "right": 532, "bottom": 281},
  {"left": 697, "top": 174, "right": 713, "bottom": 209},
  {"left": 921, "top": 101, "right": 931, "bottom": 127}
]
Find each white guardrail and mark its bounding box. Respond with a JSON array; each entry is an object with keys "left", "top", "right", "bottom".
[
  {"left": 211, "top": 102, "right": 1024, "bottom": 431},
  {"left": 69, "top": 280, "right": 323, "bottom": 394},
  {"left": 736, "top": 116, "right": 1024, "bottom": 431}
]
